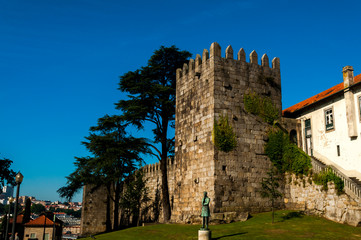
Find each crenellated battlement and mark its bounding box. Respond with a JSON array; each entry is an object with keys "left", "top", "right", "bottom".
[
  {"left": 176, "top": 42, "right": 280, "bottom": 82},
  {"left": 142, "top": 158, "right": 175, "bottom": 175}
]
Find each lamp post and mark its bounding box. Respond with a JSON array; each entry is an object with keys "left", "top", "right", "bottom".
[
  {"left": 11, "top": 172, "right": 23, "bottom": 240},
  {"left": 5, "top": 197, "right": 14, "bottom": 240}
]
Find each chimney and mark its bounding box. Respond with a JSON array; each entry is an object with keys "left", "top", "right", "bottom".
[
  {"left": 342, "top": 66, "right": 358, "bottom": 138},
  {"left": 343, "top": 66, "right": 354, "bottom": 88}
]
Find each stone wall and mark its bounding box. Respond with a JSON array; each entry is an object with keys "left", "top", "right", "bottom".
[
  {"left": 141, "top": 159, "right": 176, "bottom": 223},
  {"left": 210, "top": 43, "right": 282, "bottom": 214},
  {"left": 81, "top": 185, "right": 112, "bottom": 235},
  {"left": 285, "top": 174, "right": 361, "bottom": 226},
  {"left": 81, "top": 42, "right": 361, "bottom": 233},
  {"left": 170, "top": 42, "right": 283, "bottom": 222}
]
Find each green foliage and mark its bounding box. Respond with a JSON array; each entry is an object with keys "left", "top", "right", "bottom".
[
  {"left": 243, "top": 92, "right": 279, "bottom": 124},
  {"left": 0, "top": 157, "right": 16, "bottom": 190},
  {"left": 59, "top": 115, "right": 150, "bottom": 230},
  {"left": 116, "top": 46, "right": 191, "bottom": 221},
  {"left": 313, "top": 168, "right": 344, "bottom": 195},
  {"left": 260, "top": 167, "right": 283, "bottom": 223},
  {"left": 22, "top": 198, "right": 31, "bottom": 224},
  {"left": 120, "top": 171, "right": 150, "bottom": 226},
  {"left": 31, "top": 203, "right": 45, "bottom": 214},
  {"left": 212, "top": 114, "right": 237, "bottom": 153},
  {"left": 265, "top": 130, "right": 311, "bottom": 176}
]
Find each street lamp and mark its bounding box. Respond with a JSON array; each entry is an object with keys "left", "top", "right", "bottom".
[
  {"left": 11, "top": 172, "right": 23, "bottom": 240},
  {"left": 5, "top": 197, "right": 14, "bottom": 240}
]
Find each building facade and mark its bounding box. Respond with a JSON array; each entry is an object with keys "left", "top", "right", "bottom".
[
  {"left": 283, "top": 66, "right": 361, "bottom": 180},
  {"left": 24, "top": 214, "right": 63, "bottom": 240}
]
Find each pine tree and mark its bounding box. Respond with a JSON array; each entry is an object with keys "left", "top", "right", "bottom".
[
  {"left": 116, "top": 46, "right": 191, "bottom": 221},
  {"left": 260, "top": 167, "right": 283, "bottom": 223}
]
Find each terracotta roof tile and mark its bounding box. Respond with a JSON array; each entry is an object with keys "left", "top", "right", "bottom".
[
  {"left": 9, "top": 214, "right": 23, "bottom": 224},
  {"left": 25, "top": 215, "right": 54, "bottom": 226},
  {"left": 283, "top": 73, "right": 361, "bottom": 116}
]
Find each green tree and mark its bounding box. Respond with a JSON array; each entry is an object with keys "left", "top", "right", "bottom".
[
  {"left": 120, "top": 170, "right": 150, "bottom": 226},
  {"left": 22, "top": 198, "right": 31, "bottom": 224},
  {"left": 0, "top": 157, "right": 16, "bottom": 191},
  {"left": 116, "top": 46, "right": 191, "bottom": 222},
  {"left": 58, "top": 115, "right": 149, "bottom": 230},
  {"left": 31, "top": 203, "right": 45, "bottom": 214},
  {"left": 260, "top": 167, "right": 283, "bottom": 223},
  {"left": 265, "top": 130, "right": 311, "bottom": 175}
]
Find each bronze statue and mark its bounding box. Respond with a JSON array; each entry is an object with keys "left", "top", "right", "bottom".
[{"left": 201, "top": 191, "right": 210, "bottom": 230}]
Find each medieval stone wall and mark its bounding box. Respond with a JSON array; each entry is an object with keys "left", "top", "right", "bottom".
[
  {"left": 285, "top": 174, "right": 361, "bottom": 227},
  {"left": 210, "top": 43, "right": 282, "bottom": 214},
  {"left": 141, "top": 159, "right": 176, "bottom": 223},
  {"left": 161, "top": 42, "right": 282, "bottom": 223},
  {"left": 81, "top": 42, "right": 361, "bottom": 233},
  {"left": 81, "top": 185, "right": 113, "bottom": 235}
]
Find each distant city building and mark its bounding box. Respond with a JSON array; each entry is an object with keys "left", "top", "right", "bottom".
[
  {"left": 18, "top": 196, "right": 35, "bottom": 205},
  {"left": 0, "top": 185, "right": 14, "bottom": 204}
]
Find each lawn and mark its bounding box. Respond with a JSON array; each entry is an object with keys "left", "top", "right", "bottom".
[{"left": 82, "top": 210, "right": 361, "bottom": 240}]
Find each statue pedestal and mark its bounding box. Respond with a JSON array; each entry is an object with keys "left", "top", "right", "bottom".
[{"left": 198, "top": 229, "right": 211, "bottom": 240}]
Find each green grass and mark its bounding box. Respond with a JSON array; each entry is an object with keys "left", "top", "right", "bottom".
[{"left": 83, "top": 210, "right": 361, "bottom": 240}]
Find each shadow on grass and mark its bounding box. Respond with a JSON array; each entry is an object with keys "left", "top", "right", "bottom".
[
  {"left": 280, "top": 211, "right": 304, "bottom": 222},
  {"left": 212, "top": 232, "right": 247, "bottom": 239}
]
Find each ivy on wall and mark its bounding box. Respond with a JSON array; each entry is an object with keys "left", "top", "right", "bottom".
[
  {"left": 243, "top": 92, "right": 279, "bottom": 124},
  {"left": 265, "top": 130, "right": 312, "bottom": 176},
  {"left": 212, "top": 114, "right": 237, "bottom": 153},
  {"left": 313, "top": 168, "right": 344, "bottom": 195},
  {"left": 243, "top": 92, "right": 344, "bottom": 194}
]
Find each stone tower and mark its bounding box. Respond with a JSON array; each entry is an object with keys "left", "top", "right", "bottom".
[
  {"left": 81, "top": 42, "right": 283, "bottom": 233},
  {"left": 171, "top": 42, "right": 282, "bottom": 223}
]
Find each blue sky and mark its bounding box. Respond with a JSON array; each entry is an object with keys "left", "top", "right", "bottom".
[{"left": 1, "top": 0, "right": 360, "bottom": 202}]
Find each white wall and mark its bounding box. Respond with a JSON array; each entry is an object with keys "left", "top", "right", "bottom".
[{"left": 298, "top": 88, "right": 361, "bottom": 175}]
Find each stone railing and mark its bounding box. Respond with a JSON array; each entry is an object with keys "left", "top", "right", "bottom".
[
  {"left": 311, "top": 156, "right": 361, "bottom": 202},
  {"left": 310, "top": 156, "right": 326, "bottom": 173}
]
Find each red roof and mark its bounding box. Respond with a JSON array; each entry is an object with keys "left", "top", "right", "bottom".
[
  {"left": 283, "top": 73, "right": 361, "bottom": 116},
  {"left": 9, "top": 214, "right": 23, "bottom": 224},
  {"left": 25, "top": 215, "right": 55, "bottom": 227}
]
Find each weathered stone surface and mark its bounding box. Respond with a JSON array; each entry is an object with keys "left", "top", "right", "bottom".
[
  {"left": 81, "top": 185, "right": 113, "bottom": 236},
  {"left": 198, "top": 230, "right": 211, "bottom": 240},
  {"left": 285, "top": 174, "right": 361, "bottom": 227}
]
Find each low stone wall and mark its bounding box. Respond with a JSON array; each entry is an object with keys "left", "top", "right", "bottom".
[{"left": 285, "top": 174, "right": 361, "bottom": 227}]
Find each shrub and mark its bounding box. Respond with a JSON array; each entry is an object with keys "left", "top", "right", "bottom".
[
  {"left": 265, "top": 130, "right": 311, "bottom": 176},
  {"left": 313, "top": 168, "right": 344, "bottom": 195},
  {"left": 212, "top": 114, "right": 237, "bottom": 152},
  {"left": 244, "top": 92, "right": 279, "bottom": 124}
]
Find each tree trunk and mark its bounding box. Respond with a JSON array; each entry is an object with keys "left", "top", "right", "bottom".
[
  {"left": 160, "top": 117, "right": 171, "bottom": 222},
  {"left": 160, "top": 153, "right": 171, "bottom": 222}
]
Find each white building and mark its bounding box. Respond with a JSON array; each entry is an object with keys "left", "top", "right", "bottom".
[
  {"left": 283, "top": 66, "right": 361, "bottom": 180},
  {"left": 0, "top": 185, "right": 14, "bottom": 204}
]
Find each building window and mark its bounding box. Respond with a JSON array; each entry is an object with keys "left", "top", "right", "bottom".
[
  {"left": 30, "top": 233, "right": 36, "bottom": 238},
  {"left": 304, "top": 119, "right": 313, "bottom": 156},
  {"left": 325, "top": 108, "right": 334, "bottom": 131},
  {"left": 45, "top": 233, "right": 49, "bottom": 240}
]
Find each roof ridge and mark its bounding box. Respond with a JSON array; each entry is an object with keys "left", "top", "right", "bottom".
[{"left": 283, "top": 73, "right": 361, "bottom": 116}]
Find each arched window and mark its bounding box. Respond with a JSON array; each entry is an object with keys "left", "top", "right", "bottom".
[{"left": 290, "top": 129, "right": 297, "bottom": 145}]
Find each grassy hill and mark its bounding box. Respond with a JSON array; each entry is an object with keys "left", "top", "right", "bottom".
[{"left": 82, "top": 210, "right": 361, "bottom": 240}]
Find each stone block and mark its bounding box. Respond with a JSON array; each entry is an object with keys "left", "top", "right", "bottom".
[{"left": 198, "top": 230, "right": 211, "bottom": 240}]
